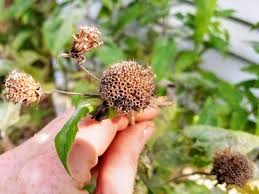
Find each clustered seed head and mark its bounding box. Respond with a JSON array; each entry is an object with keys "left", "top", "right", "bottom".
[
  {"left": 211, "top": 148, "right": 254, "bottom": 187},
  {"left": 99, "top": 61, "right": 156, "bottom": 113},
  {"left": 4, "top": 70, "right": 43, "bottom": 106},
  {"left": 70, "top": 26, "right": 103, "bottom": 64}
]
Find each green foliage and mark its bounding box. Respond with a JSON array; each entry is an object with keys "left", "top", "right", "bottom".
[
  {"left": 55, "top": 104, "right": 93, "bottom": 175},
  {"left": 1, "top": 0, "right": 259, "bottom": 193},
  {"left": 42, "top": 2, "right": 86, "bottom": 56},
  {"left": 151, "top": 36, "right": 176, "bottom": 80},
  {"left": 174, "top": 51, "right": 199, "bottom": 73},
  {"left": 193, "top": 0, "right": 217, "bottom": 46}
]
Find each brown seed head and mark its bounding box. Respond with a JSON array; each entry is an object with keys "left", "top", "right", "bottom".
[
  {"left": 4, "top": 70, "right": 43, "bottom": 105},
  {"left": 70, "top": 26, "right": 103, "bottom": 64},
  {"left": 99, "top": 61, "right": 156, "bottom": 113},
  {"left": 211, "top": 148, "right": 254, "bottom": 187}
]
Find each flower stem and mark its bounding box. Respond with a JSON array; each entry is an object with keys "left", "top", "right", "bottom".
[
  {"left": 78, "top": 64, "right": 100, "bottom": 81},
  {"left": 45, "top": 90, "right": 100, "bottom": 98},
  {"left": 169, "top": 172, "right": 213, "bottom": 182},
  {"left": 59, "top": 52, "right": 100, "bottom": 81}
]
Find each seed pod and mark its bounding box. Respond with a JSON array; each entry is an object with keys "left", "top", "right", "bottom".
[
  {"left": 99, "top": 61, "right": 156, "bottom": 113},
  {"left": 70, "top": 26, "right": 103, "bottom": 64},
  {"left": 211, "top": 148, "right": 254, "bottom": 187},
  {"left": 4, "top": 70, "right": 43, "bottom": 106}
]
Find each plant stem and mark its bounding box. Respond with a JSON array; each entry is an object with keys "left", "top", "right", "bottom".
[
  {"left": 128, "top": 111, "right": 136, "bottom": 125},
  {"left": 78, "top": 64, "right": 100, "bottom": 81},
  {"left": 59, "top": 52, "right": 101, "bottom": 81},
  {"left": 45, "top": 90, "right": 100, "bottom": 98},
  {"left": 169, "top": 172, "right": 213, "bottom": 182}
]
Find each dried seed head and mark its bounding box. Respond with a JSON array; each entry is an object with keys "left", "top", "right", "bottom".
[
  {"left": 4, "top": 70, "right": 43, "bottom": 106},
  {"left": 70, "top": 26, "right": 103, "bottom": 64},
  {"left": 99, "top": 61, "right": 156, "bottom": 113},
  {"left": 211, "top": 148, "right": 254, "bottom": 187}
]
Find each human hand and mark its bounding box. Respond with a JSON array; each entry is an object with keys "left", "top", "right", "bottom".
[{"left": 0, "top": 108, "right": 158, "bottom": 194}]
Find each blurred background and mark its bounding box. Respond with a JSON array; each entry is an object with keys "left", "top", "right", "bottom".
[{"left": 1, "top": 0, "right": 259, "bottom": 193}]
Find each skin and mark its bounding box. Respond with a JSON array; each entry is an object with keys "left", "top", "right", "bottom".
[{"left": 0, "top": 108, "right": 158, "bottom": 194}]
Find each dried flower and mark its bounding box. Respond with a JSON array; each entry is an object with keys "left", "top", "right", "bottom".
[
  {"left": 4, "top": 70, "right": 43, "bottom": 105},
  {"left": 211, "top": 148, "right": 254, "bottom": 187},
  {"left": 99, "top": 61, "right": 155, "bottom": 113},
  {"left": 70, "top": 26, "right": 103, "bottom": 64}
]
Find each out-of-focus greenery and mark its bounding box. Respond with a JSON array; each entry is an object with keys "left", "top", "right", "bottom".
[{"left": 1, "top": 0, "right": 259, "bottom": 193}]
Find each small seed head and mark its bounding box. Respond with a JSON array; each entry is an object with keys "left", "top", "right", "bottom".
[
  {"left": 70, "top": 26, "right": 103, "bottom": 64},
  {"left": 99, "top": 61, "right": 155, "bottom": 113},
  {"left": 211, "top": 148, "right": 254, "bottom": 187},
  {"left": 4, "top": 70, "right": 43, "bottom": 106}
]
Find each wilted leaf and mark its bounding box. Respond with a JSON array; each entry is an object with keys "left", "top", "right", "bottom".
[
  {"left": 55, "top": 104, "right": 94, "bottom": 175},
  {"left": 151, "top": 36, "right": 176, "bottom": 80}
]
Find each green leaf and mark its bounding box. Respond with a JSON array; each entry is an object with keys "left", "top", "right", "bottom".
[
  {"left": 114, "top": 3, "right": 145, "bottom": 32},
  {"left": 173, "top": 181, "right": 210, "bottom": 194},
  {"left": 215, "top": 9, "right": 235, "bottom": 18},
  {"left": 194, "top": 0, "right": 217, "bottom": 45},
  {"left": 207, "top": 33, "right": 229, "bottom": 53},
  {"left": 184, "top": 125, "right": 259, "bottom": 153},
  {"left": 174, "top": 51, "right": 199, "bottom": 73},
  {"left": 139, "top": 0, "right": 169, "bottom": 25},
  {"left": 197, "top": 98, "right": 218, "bottom": 126},
  {"left": 12, "top": 30, "right": 33, "bottom": 51},
  {"left": 0, "top": 0, "right": 35, "bottom": 20},
  {"left": 217, "top": 82, "right": 242, "bottom": 109},
  {"left": 42, "top": 2, "right": 85, "bottom": 56},
  {"left": 242, "top": 64, "right": 259, "bottom": 77},
  {"left": 151, "top": 36, "right": 176, "bottom": 80},
  {"left": 230, "top": 108, "right": 248, "bottom": 130},
  {"left": 256, "top": 108, "right": 259, "bottom": 135},
  {"left": 96, "top": 44, "right": 125, "bottom": 65},
  {"left": 250, "top": 41, "right": 259, "bottom": 53},
  {"left": 55, "top": 104, "right": 94, "bottom": 175},
  {"left": 102, "top": 0, "right": 113, "bottom": 11}
]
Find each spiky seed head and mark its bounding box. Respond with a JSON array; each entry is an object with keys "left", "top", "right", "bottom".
[
  {"left": 70, "top": 26, "right": 103, "bottom": 64},
  {"left": 211, "top": 148, "right": 254, "bottom": 187},
  {"left": 99, "top": 61, "right": 156, "bottom": 113},
  {"left": 4, "top": 70, "right": 43, "bottom": 106}
]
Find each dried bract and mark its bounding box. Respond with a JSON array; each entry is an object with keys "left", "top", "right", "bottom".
[
  {"left": 70, "top": 26, "right": 103, "bottom": 64},
  {"left": 99, "top": 61, "right": 155, "bottom": 113},
  {"left": 4, "top": 70, "right": 43, "bottom": 105},
  {"left": 211, "top": 148, "right": 254, "bottom": 187}
]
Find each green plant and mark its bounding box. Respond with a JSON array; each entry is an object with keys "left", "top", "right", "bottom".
[{"left": 1, "top": 0, "right": 259, "bottom": 193}]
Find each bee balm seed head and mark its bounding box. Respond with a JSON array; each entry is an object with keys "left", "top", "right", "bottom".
[
  {"left": 70, "top": 26, "right": 103, "bottom": 64},
  {"left": 4, "top": 70, "right": 43, "bottom": 106},
  {"left": 99, "top": 61, "right": 155, "bottom": 113},
  {"left": 211, "top": 148, "right": 254, "bottom": 187}
]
